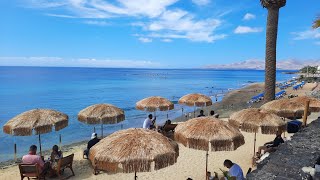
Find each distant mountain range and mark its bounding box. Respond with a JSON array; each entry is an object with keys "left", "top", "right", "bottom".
[{"left": 204, "top": 59, "right": 320, "bottom": 70}]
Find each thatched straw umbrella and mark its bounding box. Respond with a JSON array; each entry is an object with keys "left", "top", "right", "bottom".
[
  {"left": 78, "top": 104, "right": 125, "bottom": 137},
  {"left": 174, "top": 117, "right": 245, "bottom": 179},
  {"left": 136, "top": 96, "right": 174, "bottom": 124},
  {"left": 290, "top": 96, "right": 320, "bottom": 112},
  {"left": 3, "top": 109, "right": 68, "bottom": 157},
  {"left": 178, "top": 93, "right": 212, "bottom": 118},
  {"left": 260, "top": 98, "right": 308, "bottom": 118},
  {"left": 229, "top": 108, "right": 286, "bottom": 165},
  {"left": 89, "top": 128, "right": 179, "bottom": 179}
]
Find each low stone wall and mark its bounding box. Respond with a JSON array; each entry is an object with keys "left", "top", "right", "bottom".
[{"left": 247, "top": 118, "right": 320, "bottom": 180}]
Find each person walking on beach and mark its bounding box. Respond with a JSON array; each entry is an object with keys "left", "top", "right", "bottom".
[
  {"left": 220, "top": 159, "right": 244, "bottom": 180},
  {"left": 22, "top": 145, "right": 50, "bottom": 175},
  {"left": 143, "top": 114, "right": 156, "bottom": 129},
  {"left": 198, "top": 110, "right": 205, "bottom": 117},
  {"left": 84, "top": 133, "right": 100, "bottom": 158}
]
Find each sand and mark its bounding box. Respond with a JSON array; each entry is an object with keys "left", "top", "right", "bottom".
[{"left": 0, "top": 82, "right": 318, "bottom": 180}]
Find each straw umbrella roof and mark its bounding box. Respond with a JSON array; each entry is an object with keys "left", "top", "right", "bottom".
[
  {"left": 78, "top": 104, "right": 125, "bottom": 124},
  {"left": 3, "top": 109, "right": 68, "bottom": 136},
  {"left": 174, "top": 117, "right": 245, "bottom": 151},
  {"left": 229, "top": 108, "right": 286, "bottom": 134},
  {"left": 89, "top": 128, "right": 179, "bottom": 173},
  {"left": 178, "top": 93, "right": 212, "bottom": 107},
  {"left": 260, "top": 98, "right": 308, "bottom": 118},
  {"left": 136, "top": 96, "right": 174, "bottom": 112},
  {"left": 290, "top": 96, "right": 320, "bottom": 112}
]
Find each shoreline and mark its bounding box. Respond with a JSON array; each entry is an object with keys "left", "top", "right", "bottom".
[
  {"left": 0, "top": 81, "right": 318, "bottom": 172},
  {"left": 0, "top": 82, "right": 260, "bottom": 168}
]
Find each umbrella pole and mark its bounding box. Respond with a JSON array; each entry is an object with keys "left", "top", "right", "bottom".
[
  {"left": 253, "top": 132, "right": 257, "bottom": 167},
  {"left": 94, "top": 127, "right": 96, "bottom": 133},
  {"left": 59, "top": 134, "right": 62, "bottom": 149},
  {"left": 134, "top": 171, "right": 137, "bottom": 180},
  {"left": 38, "top": 134, "right": 42, "bottom": 156},
  {"left": 205, "top": 151, "right": 208, "bottom": 180},
  {"left": 193, "top": 104, "right": 196, "bottom": 118},
  {"left": 303, "top": 100, "right": 310, "bottom": 127},
  {"left": 14, "top": 143, "right": 17, "bottom": 162},
  {"left": 101, "top": 123, "right": 104, "bottom": 138},
  {"left": 182, "top": 108, "right": 184, "bottom": 120}
]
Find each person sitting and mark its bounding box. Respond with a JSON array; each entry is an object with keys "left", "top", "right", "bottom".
[
  {"left": 22, "top": 145, "right": 50, "bottom": 175},
  {"left": 83, "top": 133, "right": 100, "bottom": 158},
  {"left": 220, "top": 159, "right": 244, "bottom": 180},
  {"left": 143, "top": 114, "right": 156, "bottom": 129},
  {"left": 198, "top": 110, "right": 205, "bottom": 117},
  {"left": 50, "top": 145, "right": 63, "bottom": 170},
  {"left": 210, "top": 110, "right": 220, "bottom": 118},
  {"left": 256, "top": 131, "right": 284, "bottom": 157}
]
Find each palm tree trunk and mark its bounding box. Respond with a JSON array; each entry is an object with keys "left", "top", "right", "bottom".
[{"left": 264, "top": 7, "right": 279, "bottom": 102}]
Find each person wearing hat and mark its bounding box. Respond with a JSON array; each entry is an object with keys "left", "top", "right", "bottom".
[{"left": 83, "top": 133, "right": 100, "bottom": 158}]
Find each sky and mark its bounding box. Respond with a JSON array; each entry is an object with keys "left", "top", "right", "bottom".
[{"left": 0, "top": 0, "right": 319, "bottom": 68}]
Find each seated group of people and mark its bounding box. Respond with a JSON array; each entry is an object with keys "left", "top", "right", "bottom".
[
  {"left": 22, "top": 144, "right": 63, "bottom": 177},
  {"left": 198, "top": 110, "right": 219, "bottom": 118}
]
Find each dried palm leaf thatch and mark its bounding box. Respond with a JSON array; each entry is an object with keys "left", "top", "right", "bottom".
[
  {"left": 260, "top": 0, "right": 286, "bottom": 9},
  {"left": 89, "top": 128, "right": 179, "bottom": 173},
  {"left": 3, "top": 109, "right": 68, "bottom": 136},
  {"left": 178, "top": 93, "right": 212, "bottom": 107},
  {"left": 290, "top": 96, "right": 320, "bottom": 112},
  {"left": 229, "top": 108, "right": 286, "bottom": 134},
  {"left": 261, "top": 98, "right": 311, "bottom": 118},
  {"left": 78, "top": 104, "right": 125, "bottom": 124},
  {"left": 174, "top": 117, "right": 245, "bottom": 152},
  {"left": 136, "top": 96, "right": 174, "bottom": 112}
]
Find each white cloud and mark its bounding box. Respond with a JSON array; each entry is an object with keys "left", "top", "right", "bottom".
[
  {"left": 192, "top": 0, "right": 210, "bottom": 6},
  {"left": 161, "top": 38, "right": 172, "bottom": 42},
  {"left": 243, "top": 13, "right": 256, "bottom": 21},
  {"left": 292, "top": 29, "right": 320, "bottom": 40},
  {"left": 138, "top": 10, "right": 225, "bottom": 42},
  {"left": 24, "top": 0, "right": 225, "bottom": 42},
  {"left": 234, "top": 26, "right": 263, "bottom": 34},
  {"left": 84, "top": 20, "right": 109, "bottom": 26},
  {"left": 138, "top": 37, "right": 153, "bottom": 43},
  {"left": 0, "top": 57, "right": 161, "bottom": 68}
]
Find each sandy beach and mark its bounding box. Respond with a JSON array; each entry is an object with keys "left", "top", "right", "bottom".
[{"left": 1, "top": 82, "right": 318, "bottom": 180}]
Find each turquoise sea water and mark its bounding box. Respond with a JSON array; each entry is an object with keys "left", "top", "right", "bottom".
[{"left": 0, "top": 66, "right": 295, "bottom": 162}]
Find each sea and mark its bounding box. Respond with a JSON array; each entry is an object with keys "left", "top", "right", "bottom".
[{"left": 0, "top": 66, "right": 296, "bottom": 162}]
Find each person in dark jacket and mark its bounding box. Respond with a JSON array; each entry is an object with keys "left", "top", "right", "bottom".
[
  {"left": 83, "top": 133, "right": 100, "bottom": 158},
  {"left": 257, "top": 131, "right": 284, "bottom": 157}
]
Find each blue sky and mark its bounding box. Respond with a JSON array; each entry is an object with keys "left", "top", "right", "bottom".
[{"left": 0, "top": 0, "right": 319, "bottom": 68}]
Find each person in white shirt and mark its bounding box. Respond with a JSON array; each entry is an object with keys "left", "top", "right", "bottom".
[
  {"left": 143, "top": 114, "right": 156, "bottom": 129},
  {"left": 222, "top": 159, "right": 244, "bottom": 180}
]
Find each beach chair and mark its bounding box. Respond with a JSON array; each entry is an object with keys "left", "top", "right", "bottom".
[
  {"left": 56, "top": 154, "right": 75, "bottom": 180},
  {"left": 19, "top": 163, "right": 45, "bottom": 180},
  {"left": 162, "top": 123, "right": 178, "bottom": 132}
]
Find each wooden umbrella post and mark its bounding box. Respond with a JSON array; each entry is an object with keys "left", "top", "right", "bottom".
[
  {"left": 182, "top": 108, "right": 184, "bottom": 120},
  {"left": 93, "top": 127, "right": 96, "bottom": 133},
  {"left": 38, "top": 134, "right": 42, "bottom": 156},
  {"left": 205, "top": 151, "right": 209, "bottom": 180},
  {"left": 303, "top": 100, "right": 310, "bottom": 127},
  {"left": 134, "top": 171, "right": 137, "bottom": 180},
  {"left": 252, "top": 132, "right": 257, "bottom": 167}
]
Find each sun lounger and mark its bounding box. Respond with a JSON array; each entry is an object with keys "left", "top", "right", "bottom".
[
  {"left": 162, "top": 124, "right": 177, "bottom": 132},
  {"left": 56, "top": 154, "right": 75, "bottom": 180},
  {"left": 19, "top": 163, "right": 45, "bottom": 180}
]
